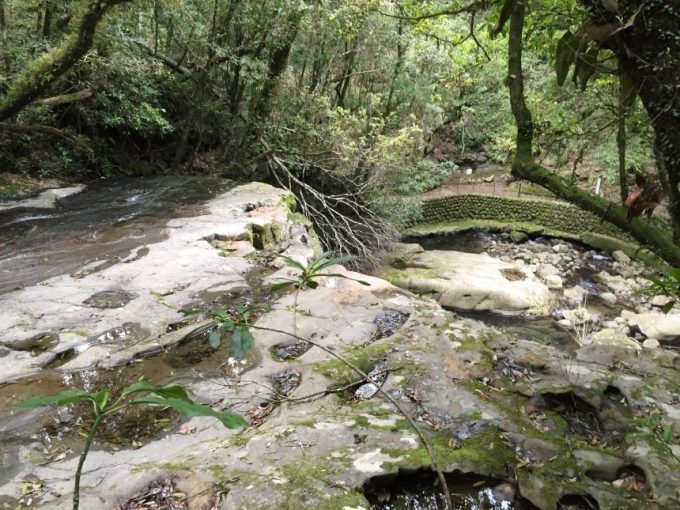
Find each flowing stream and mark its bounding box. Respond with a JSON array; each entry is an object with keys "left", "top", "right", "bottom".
[{"left": 0, "top": 176, "right": 232, "bottom": 293}]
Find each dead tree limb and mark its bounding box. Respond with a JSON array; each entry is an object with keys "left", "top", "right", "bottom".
[{"left": 34, "top": 88, "right": 93, "bottom": 107}]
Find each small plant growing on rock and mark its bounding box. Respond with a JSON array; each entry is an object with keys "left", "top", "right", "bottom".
[
  {"left": 272, "top": 251, "right": 370, "bottom": 291},
  {"left": 17, "top": 381, "right": 246, "bottom": 510},
  {"left": 631, "top": 411, "right": 677, "bottom": 452},
  {"left": 180, "top": 305, "right": 259, "bottom": 357},
  {"left": 272, "top": 251, "right": 370, "bottom": 333}
]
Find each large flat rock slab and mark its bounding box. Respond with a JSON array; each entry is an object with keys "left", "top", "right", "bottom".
[
  {"left": 0, "top": 183, "right": 303, "bottom": 384},
  {"left": 384, "top": 248, "right": 555, "bottom": 315}
]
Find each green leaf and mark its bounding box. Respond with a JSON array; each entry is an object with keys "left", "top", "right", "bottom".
[
  {"left": 663, "top": 422, "right": 676, "bottom": 443},
  {"left": 316, "top": 273, "right": 371, "bottom": 286},
  {"left": 576, "top": 46, "right": 599, "bottom": 91},
  {"left": 312, "top": 255, "right": 356, "bottom": 271},
  {"left": 276, "top": 254, "right": 306, "bottom": 271},
  {"left": 120, "top": 381, "right": 192, "bottom": 402},
  {"left": 271, "top": 280, "right": 296, "bottom": 292},
  {"left": 307, "top": 280, "right": 319, "bottom": 289},
  {"left": 208, "top": 330, "right": 222, "bottom": 349},
  {"left": 230, "top": 327, "right": 255, "bottom": 358},
  {"left": 180, "top": 321, "right": 215, "bottom": 342},
  {"left": 16, "top": 389, "right": 100, "bottom": 409},
  {"left": 662, "top": 301, "right": 675, "bottom": 314},
  {"left": 555, "top": 31, "right": 577, "bottom": 86},
  {"left": 131, "top": 396, "right": 247, "bottom": 429}
]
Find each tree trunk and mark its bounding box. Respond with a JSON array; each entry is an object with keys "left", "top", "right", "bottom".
[
  {"left": 253, "top": 7, "right": 304, "bottom": 118},
  {"left": 580, "top": 0, "right": 680, "bottom": 241},
  {"left": 507, "top": 0, "right": 680, "bottom": 266},
  {"left": 385, "top": 19, "right": 406, "bottom": 118},
  {"left": 617, "top": 62, "right": 628, "bottom": 203},
  {"left": 42, "top": 0, "right": 54, "bottom": 38},
  {"left": 0, "top": 0, "right": 130, "bottom": 122}
]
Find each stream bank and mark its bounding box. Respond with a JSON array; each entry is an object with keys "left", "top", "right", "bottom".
[{"left": 0, "top": 182, "right": 678, "bottom": 509}]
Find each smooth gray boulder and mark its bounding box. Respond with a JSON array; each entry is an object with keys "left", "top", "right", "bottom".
[
  {"left": 634, "top": 313, "right": 680, "bottom": 345},
  {"left": 385, "top": 250, "right": 555, "bottom": 315}
]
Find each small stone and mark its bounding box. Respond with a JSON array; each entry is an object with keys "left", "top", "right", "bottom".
[
  {"left": 556, "top": 319, "right": 574, "bottom": 331},
  {"left": 642, "top": 339, "right": 660, "bottom": 349},
  {"left": 493, "top": 483, "right": 515, "bottom": 502},
  {"left": 564, "top": 286, "right": 587, "bottom": 303},
  {"left": 590, "top": 328, "right": 641, "bottom": 351},
  {"left": 620, "top": 309, "right": 636, "bottom": 320},
  {"left": 612, "top": 250, "right": 631, "bottom": 264},
  {"left": 562, "top": 307, "right": 591, "bottom": 325},
  {"left": 651, "top": 295, "right": 672, "bottom": 308},
  {"left": 599, "top": 292, "right": 617, "bottom": 307},
  {"left": 538, "top": 263, "right": 559, "bottom": 278},
  {"left": 544, "top": 274, "right": 563, "bottom": 289}
]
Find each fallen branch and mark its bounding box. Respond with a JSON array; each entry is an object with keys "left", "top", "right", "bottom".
[
  {"left": 133, "top": 40, "right": 189, "bottom": 74},
  {"left": 262, "top": 139, "right": 397, "bottom": 268},
  {"left": 34, "top": 89, "right": 93, "bottom": 107}
]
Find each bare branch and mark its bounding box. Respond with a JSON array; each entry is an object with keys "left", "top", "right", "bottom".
[{"left": 377, "top": 0, "right": 487, "bottom": 21}]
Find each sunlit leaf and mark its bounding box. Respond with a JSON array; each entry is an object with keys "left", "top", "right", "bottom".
[
  {"left": 121, "top": 381, "right": 192, "bottom": 402},
  {"left": 275, "top": 254, "right": 306, "bottom": 271},
  {"left": 131, "top": 396, "right": 247, "bottom": 429}
]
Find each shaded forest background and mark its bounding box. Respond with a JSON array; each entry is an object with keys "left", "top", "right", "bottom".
[{"left": 0, "top": 0, "right": 678, "bottom": 264}]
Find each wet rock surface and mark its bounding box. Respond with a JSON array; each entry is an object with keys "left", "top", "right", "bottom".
[
  {"left": 83, "top": 289, "right": 137, "bottom": 309},
  {"left": 383, "top": 248, "right": 555, "bottom": 316},
  {"left": 1, "top": 190, "right": 679, "bottom": 510}
]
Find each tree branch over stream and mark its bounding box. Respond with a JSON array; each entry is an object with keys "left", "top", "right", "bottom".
[{"left": 505, "top": 0, "right": 680, "bottom": 267}]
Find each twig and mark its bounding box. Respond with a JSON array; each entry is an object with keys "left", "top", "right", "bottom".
[{"left": 249, "top": 324, "right": 454, "bottom": 510}]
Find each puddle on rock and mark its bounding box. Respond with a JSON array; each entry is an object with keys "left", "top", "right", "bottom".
[
  {"left": 1, "top": 319, "right": 262, "bottom": 463},
  {"left": 45, "top": 322, "right": 149, "bottom": 369},
  {"left": 270, "top": 368, "right": 302, "bottom": 397},
  {"left": 83, "top": 289, "right": 137, "bottom": 309},
  {"left": 364, "top": 471, "right": 538, "bottom": 510},
  {"left": 538, "top": 392, "right": 608, "bottom": 444},
  {"left": 2, "top": 332, "right": 59, "bottom": 355},
  {"left": 371, "top": 310, "right": 409, "bottom": 342},
  {"left": 271, "top": 340, "right": 312, "bottom": 361},
  {"left": 457, "top": 311, "right": 578, "bottom": 351}
]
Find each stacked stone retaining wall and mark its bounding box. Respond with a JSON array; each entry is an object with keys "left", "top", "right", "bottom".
[{"left": 418, "top": 194, "right": 632, "bottom": 241}]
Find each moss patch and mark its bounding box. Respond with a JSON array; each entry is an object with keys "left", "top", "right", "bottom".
[{"left": 384, "top": 427, "right": 515, "bottom": 478}]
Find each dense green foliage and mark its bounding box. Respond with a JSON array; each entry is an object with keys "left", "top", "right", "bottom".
[{"left": 0, "top": 0, "right": 678, "bottom": 262}]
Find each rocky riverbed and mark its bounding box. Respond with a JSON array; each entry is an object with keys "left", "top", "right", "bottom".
[{"left": 0, "top": 184, "right": 679, "bottom": 509}]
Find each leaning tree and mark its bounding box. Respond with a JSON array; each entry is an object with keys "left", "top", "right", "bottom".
[{"left": 499, "top": 0, "right": 680, "bottom": 265}]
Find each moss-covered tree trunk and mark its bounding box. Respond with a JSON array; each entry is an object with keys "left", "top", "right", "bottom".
[
  {"left": 0, "top": 0, "right": 129, "bottom": 122},
  {"left": 580, "top": 0, "right": 680, "bottom": 241},
  {"left": 506, "top": 0, "right": 680, "bottom": 266}
]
